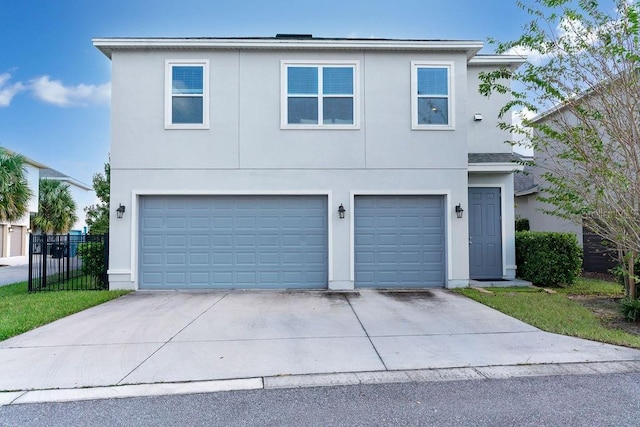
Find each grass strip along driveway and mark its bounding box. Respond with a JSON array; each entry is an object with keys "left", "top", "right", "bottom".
[
  {"left": 0, "top": 281, "right": 129, "bottom": 341},
  {"left": 456, "top": 278, "right": 640, "bottom": 349}
]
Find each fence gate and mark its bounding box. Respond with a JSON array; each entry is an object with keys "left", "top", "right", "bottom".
[{"left": 28, "top": 233, "right": 109, "bottom": 292}]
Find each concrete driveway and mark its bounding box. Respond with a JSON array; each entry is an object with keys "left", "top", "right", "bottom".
[{"left": 2, "top": 289, "right": 640, "bottom": 404}]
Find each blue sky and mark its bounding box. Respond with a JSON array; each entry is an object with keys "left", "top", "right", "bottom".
[{"left": 0, "top": 0, "right": 531, "bottom": 185}]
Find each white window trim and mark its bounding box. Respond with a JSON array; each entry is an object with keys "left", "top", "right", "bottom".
[
  {"left": 280, "top": 60, "right": 360, "bottom": 130},
  {"left": 411, "top": 61, "right": 455, "bottom": 131},
  {"left": 165, "top": 59, "right": 210, "bottom": 130}
]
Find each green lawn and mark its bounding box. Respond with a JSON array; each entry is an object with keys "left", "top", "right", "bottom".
[
  {"left": 0, "top": 281, "right": 129, "bottom": 341},
  {"left": 455, "top": 277, "right": 640, "bottom": 349}
]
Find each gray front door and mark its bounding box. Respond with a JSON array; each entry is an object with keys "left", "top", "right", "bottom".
[
  {"left": 354, "top": 195, "right": 445, "bottom": 288},
  {"left": 139, "top": 195, "right": 328, "bottom": 290},
  {"left": 469, "top": 188, "right": 502, "bottom": 279}
]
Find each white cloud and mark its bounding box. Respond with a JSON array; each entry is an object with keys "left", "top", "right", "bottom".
[
  {"left": 29, "top": 76, "right": 110, "bottom": 107},
  {"left": 504, "top": 46, "right": 551, "bottom": 66},
  {"left": 0, "top": 73, "right": 26, "bottom": 107},
  {"left": 512, "top": 108, "right": 536, "bottom": 157}
]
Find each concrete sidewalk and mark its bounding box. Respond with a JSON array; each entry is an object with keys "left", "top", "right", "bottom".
[{"left": 1, "top": 289, "right": 640, "bottom": 405}]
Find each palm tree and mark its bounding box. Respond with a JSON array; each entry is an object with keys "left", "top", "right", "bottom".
[
  {"left": 0, "top": 148, "right": 33, "bottom": 222},
  {"left": 32, "top": 179, "right": 78, "bottom": 234}
]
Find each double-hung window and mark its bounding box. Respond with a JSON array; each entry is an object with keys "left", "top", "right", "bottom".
[
  {"left": 411, "top": 62, "right": 454, "bottom": 130},
  {"left": 165, "top": 60, "right": 209, "bottom": 129},
  {"left": 281, "top": 61, "right": 359, "bottom": 129}
]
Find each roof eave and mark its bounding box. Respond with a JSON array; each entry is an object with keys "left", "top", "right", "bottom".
[
  {"left": 468, "top": 162, "right": 525, "bottom": 173},
  {"left": 468, "top": 54, "right": 527, "bottom": 68},
  {"left": 42, "top": 176, "right": 93, "bottom": 191},
  {"left": 92, "top": 37, "right": 485, "bottom": 59},
  {"left": 515, "top": 185, "right": 539, "bottom": 197}
]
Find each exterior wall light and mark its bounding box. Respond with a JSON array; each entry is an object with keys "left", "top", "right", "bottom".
[
  {"left": 116, "top": 204, "right": 126, "bottom": 219},
  {"left": 473, "top": 113, "right": 483, "bottom": 121},
  {"left": 338, "top": 204, "right": 346, "bottom": 219},
  {"left": 455, "top": 204, "right": 464, "bottom": 218},
  {"left": 7, "top": 226, "right": 13, "bottom": 233}
]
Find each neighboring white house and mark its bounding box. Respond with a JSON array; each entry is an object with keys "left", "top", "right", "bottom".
[
  {"left": 39, "top": 168, "right": 94, "bottom": 233},
  {"left": 94, "top": 35, "right": 525, "bottom": 291},
  {"left": 0, "top": 148, "right": 92, "bottom": 259}
]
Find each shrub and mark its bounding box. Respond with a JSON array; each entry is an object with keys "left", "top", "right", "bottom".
[
  {"left": 515, "top": 231, "right": 582, "bottom": 286},
  {"left": 515, "top": 217, "right": 530, "bottom": 232},
  {"left": 77, "top": 242, "right": 107, "bottom": 289},
  {"left": 620, "top": 298, "right": 640, "bottom": 322}
]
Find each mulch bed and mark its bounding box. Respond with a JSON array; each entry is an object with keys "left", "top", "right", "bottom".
[{"left": 567, "top": 294, "right": 640, "bottom": 336}]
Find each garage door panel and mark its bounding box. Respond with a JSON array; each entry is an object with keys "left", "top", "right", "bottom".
[
  {"left": 355, "top": 195, "right": 445, "bottom": 288},
  {"left": 189, "top": 253, "right": 209, "bottom": 265},
  {"left": 143, "top": 217, "right": 163, "bottom": 229},
  {"left": 139, "top": 195, "right": 327, "bottom": 289},
  {"left": 190, "top": 217, "right": 209, "bottom": 229}
]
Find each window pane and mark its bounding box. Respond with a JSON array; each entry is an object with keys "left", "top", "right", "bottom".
[
  {"left": 288, "top": 97, "right": 318, "bottom": 124},
  {"left": 172, "top": 66, "right": 203, "bottom": 95},
  {"left": 288, "top": 67, "right": 318, "bottom": 94},
  {"left": 418, "top": 97, "right": 448, "bottom": 125},
  {"left": 172, "top": 96, "right": 204, "bottom": 124},
  {"left": 323, "top": 97, "right": 353, "bottom": 124},
  {"left": 323, "top": 67, "right": 353, "bottom": 95},
  {"left": 417, "top": 68, "right": 448, "bottom": 96}
]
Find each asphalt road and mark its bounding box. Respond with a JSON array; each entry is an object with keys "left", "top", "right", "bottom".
[
  {"left": 2, "top": 372, "right": 639, "bottom": 426},
  {"left": 0, "top": 264, "right": 28, "bottom": 286}
]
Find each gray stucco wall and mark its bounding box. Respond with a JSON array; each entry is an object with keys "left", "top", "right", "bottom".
[{"left": 107, "top": 46, "right": 514, "bottom": 290}]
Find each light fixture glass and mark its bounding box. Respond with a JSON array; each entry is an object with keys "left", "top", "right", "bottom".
[{"left": 455, "top": 204, "right": 464, "bottom": 219}]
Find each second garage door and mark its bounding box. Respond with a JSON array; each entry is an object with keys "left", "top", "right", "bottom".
[
  {"left": 139, "top": 195, "right": 327, "bottom": 289},
  {"left": 355, "top": 195, "right": 445, "bottom": 288}
]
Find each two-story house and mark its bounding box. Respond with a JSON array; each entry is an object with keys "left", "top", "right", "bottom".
[
  {"left": 0, "top": 148, "right": 93, "bottom": 259},
  {"left": 93, "top": 35, "right": 524, "bottom": 290}
]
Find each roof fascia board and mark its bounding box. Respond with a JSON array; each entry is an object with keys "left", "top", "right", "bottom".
[
  {"left": 42, "top": 176, "right": 92, "bottom": 191},
  {"left": 93, "top": 38, "right": 484, "bottom": 59},
  {"left": 468, "top": 163, "right": 525, "bottom": 173},
  {"left": 468, "top": 55, "right": 527, "bottom": 67}
]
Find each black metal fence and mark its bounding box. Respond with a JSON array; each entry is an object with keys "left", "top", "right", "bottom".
[{"left": 28, "top": 233, "right": 109, "bottom": 292}]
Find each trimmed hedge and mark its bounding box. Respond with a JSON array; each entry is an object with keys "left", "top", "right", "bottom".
[
  {"left": 77, "top": 242, "right": 108, "bottom": 289},
  {"left": 515, "top": 231, "right": 582, "bottom": 286}
]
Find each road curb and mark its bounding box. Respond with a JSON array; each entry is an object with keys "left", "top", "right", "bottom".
[{"left": 3, "top": 360, "right": 640, "bottom": 406}]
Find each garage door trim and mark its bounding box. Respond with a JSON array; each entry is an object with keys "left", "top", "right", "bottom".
[{"left": 131, "top": 190, "right": 334, "bottom": 289}]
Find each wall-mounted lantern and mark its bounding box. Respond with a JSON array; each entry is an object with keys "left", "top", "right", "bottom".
[
  {"left": 7, "top": 226, "right": 13, "bottom": 233},
  {"left": 116, "top": 204, "right": 126, "bottom": 219},
  {"left": 455, "top": 204, "right": 464, "bottom": 219},
  {"left": 338, "top": 204, "right": 346, "bottom": 219}
]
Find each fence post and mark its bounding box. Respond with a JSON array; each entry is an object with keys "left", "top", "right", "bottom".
[
  {"left": 28, "top": 233, "right": 33, "bottom": 292},
  {"left": 103, "top": 233, "right": 109, "bottom": 289},
  {"left": 41, "top": 233, "right": 47, "bottom": 289},
  {"left": 65, "top": 233, "right": 71, "bottom": 282}
]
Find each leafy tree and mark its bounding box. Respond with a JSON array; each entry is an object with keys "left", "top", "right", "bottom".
[
  {"left": 0, "top": 148, "right": 32, "bottom": 223},
  {"left": 32, "top": 179, "right": 77, "bottom": 234},
  {"left": 479, "top": 0, "right": 640, "bottom": 299},
  {"left": 85, "top": 161, "right": 109, "bottom": 235}
]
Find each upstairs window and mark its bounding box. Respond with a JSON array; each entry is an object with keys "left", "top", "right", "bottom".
[
  {"left": 165, "top": 60, "right": 209, "bottom": 129},
  {"left": 411, "top": 62, "right": 454, "bottom": 130},
  {"left": 281, "top": 61, "right": 359, "bottom": 129}
]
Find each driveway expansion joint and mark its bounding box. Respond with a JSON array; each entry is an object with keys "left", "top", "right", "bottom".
[
  {"left": 115, "top": 292, "right": 230, "bottom": 385},
  {"left": 344, "top": 293, "right": 388, "bottom": 370}
]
